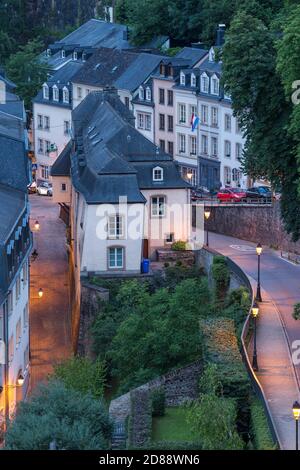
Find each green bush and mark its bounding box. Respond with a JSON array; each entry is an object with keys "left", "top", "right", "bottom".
[
  {"left": 212, "top": 256, "right": 230, "bottom": 302},
  {"left": 171, "top": 240, "right": 186, "bottom": 251},
  {"left": 250, "top": 398, "right": 277, "bottom": 450},
  {"left": 293, "top": 302, "right": 300, "bottom": 320},
  {"left": 151, "top": 388, "right": 166, "bottom": 417}
]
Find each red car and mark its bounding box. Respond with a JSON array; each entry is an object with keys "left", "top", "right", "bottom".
[{"left": 217, "top": 188, "right": 247, "bottom": 203}]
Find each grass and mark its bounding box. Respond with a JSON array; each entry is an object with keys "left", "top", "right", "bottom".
[{"left": 152, "top": 407, "right": 194, "bottom": 443}]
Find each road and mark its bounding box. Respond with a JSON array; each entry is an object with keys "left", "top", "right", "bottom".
[{"left": 29, "top": 194, "right": 72, "bottom": 390}]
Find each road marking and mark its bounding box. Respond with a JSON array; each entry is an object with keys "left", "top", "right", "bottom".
[{"left": 229, "top": 244, "right": 256, "bottom": 252}]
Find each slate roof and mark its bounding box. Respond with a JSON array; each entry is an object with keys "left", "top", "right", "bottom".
[
  {"left": 0, "top": 87, "right": 25, "bottom": 120},
  {"left": 52, "top": 90, "right": 189, "bottom": 203},
  {"left": 51, "top": 140, "right": 72, "bottom": 176},
  {"left": 0, "top": 184, "right": 26, "bottom": 242},
  {"left": 175, "top": 47, "right": 208, "bottom": 66}
]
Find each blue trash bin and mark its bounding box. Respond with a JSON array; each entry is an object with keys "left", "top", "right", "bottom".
[{"left": 141, "top": 259, "right": 150, "bottom": 274}]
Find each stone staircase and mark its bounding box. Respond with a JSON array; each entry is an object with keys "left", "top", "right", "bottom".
[{"left": 111, "top": 421, "right": 126, "bottom": 450}]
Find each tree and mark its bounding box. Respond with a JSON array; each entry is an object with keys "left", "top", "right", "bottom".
[
  {"left": 52, "top": 356, "right": 106, "bottom": 399},
  {"left": 4, "top": 381, "right": 112, "bottom": 450},
  {"left": 5, "top": 39, "right": 49, "bottom": 109}
]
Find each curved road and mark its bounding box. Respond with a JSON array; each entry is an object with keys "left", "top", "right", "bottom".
[{"left": 209, "top": 232, "right": 300, "bottom": 384}]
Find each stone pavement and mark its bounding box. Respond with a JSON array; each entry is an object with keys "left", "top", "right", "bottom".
[{"left": 29, "top": 194, "right": 72, "bottom": 390}]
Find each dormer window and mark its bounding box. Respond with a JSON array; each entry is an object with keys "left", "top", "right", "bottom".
[
  {"left": 53, "top": 85, "right": 59, "bottom": 101},
  {"left": 146, "top": 87, "right": 151, "bottom": 101},
  {"left": 139, "top": 86, "right": 144, "bottom": 100},
  {"left": 211, "top": 75, "right": 219, "bottom": 95},
  {"left": 82, "top": 52, "right": 86, "bottom": 61},
  {"left": 201, "top": 73, "right": 209, "bottom": 93},
  {"left": 209, "top": 47, "right": 215, "bottom": 62},
  {"left": 43, "top": 83, "right": 49, "bottom": 100},
  {"left": 153, "top": 166, "right": 163, "bottom": 181},
  {"left": 180, "top": 72, "right": 185, "bottom": 86},
  {"left": 61, "top": 50, "right": 66, "bottom": 59},
  {"left": 73, "top": 51, "right": 78, "bottom": 60},
  {"left": 46, "top": 49, "right": 51, "bottom": 57},
  {"left": 63, "top": 86, "right": 69, "bottom": 104},
  {"left": 191, "top": 73, "right": 196, "bottom": 87}
]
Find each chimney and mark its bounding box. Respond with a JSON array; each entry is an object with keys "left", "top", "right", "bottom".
[{"left": 216, "top": 24, "right": 226, "bottom": 47}]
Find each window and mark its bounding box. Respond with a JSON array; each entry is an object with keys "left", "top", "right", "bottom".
[
  {"left": 146, "top": 87, "right": 151, "bottom": 101},
  {"left": 191, "top": 73, "right": 196, "bottom": 87},
  {"left": 153, "top": 166, "right": 163, "bottom": 181},
  {"left": 8, "top": 335, "right": 14, "bottom": 362},
  {"left": 211, "top": 137, "right": 218, "bottom": 157},
  {"left": 43, "top": 84, "right": 49, "bottom": 100},
  {"left": 232, "top": 168, "right": 241, "bottom": 183},
  {"left": 45, "top": 140, "right": 51, "bottom": 154},
  {"left": 167, "top": 115, "right": 173, "bottom": 132},
  {"left": 145, "top": 114, "right": 151, "bottom": 131},
  {"left": 151, "top": 196, "right": 166, "bottom": 217},
  {"left": 108, "top": 215, "right": 124, "bottom": 239},
  {"left": 159, "top": 88, "right": 165, "bottom": 104},
  {"left": 16, "top": 318, "right": 21, "bottom": 346},
  {"left": 44, "top": 116, "right": 50, "bottom": 130},
  {"left": 38, "top": 138, "right": 44, "bottom": 154},
  {"left": 201, "top": 105, "right": 208, "bottom": 124},
  {"left": 201, "top": 74, "right": 209, "bottom": 93},
  {"left": 41, "top": 165, "right": 50, "bottom": 179},
  {"left": 225, "top": 114, "right": 231, "bottom": 131},
  {"left": 190, "top": 105, "right": 197, "bottom": 122},
  {"left": 181, "top": 167, "right": 197, "bottom": 186},
  {"left": 165, "top": 233, "right": 174, "bottom": 243},
  {"left": 236, "top": 143, "right": 242, "bottom": 160},
  {"left": 167, "top": 90, "right": 173, "bottom": 106},
  {"left": 61, "top": 183, "right": 67, "bottom": 192},
  {"left": 63, "top": 87, "right": 69, "bottom": 103},
  {"left": 73, "top": 51, "right": 78, "bottom": 60},
  {"left": 61, "top": 50, "right": 65, "bottom": 58},
  {"left": 178, "top": 134, "right": 186, "bottom": 153},
  {"left": 236, "top": 120, "right": 242, "bottom": 134},
  {"left": 77, "top": 87, "right": 82, "bottom": 99},
  {"left": 168, "top": 141, "right": 174, "bottom": 156},
  {"left": 37, "top": 114, "right": 43, "bottom": 129},
  {"left": 15, "top": 275, "right": 21, "bottom": 301},
  {"left": 159, "top": 113, "right": 165, "bottom": 131},
  {"left": 211, "top": 107, "right": 218, "bottom": 127},
  {"left": 225, "top": 140, "right": 231, "bottom": 158},
  {"left": 53, "top": 85, "right": 59, "bottom": 101},
  {"left": 224, "top": 166, "right": 232, "bottom": 185},
  {"left": 125, "top": 96, "right": 130, "bottom": 108},
  {"left": 109, "top": 247, "right": 124, "bottom": 269},
  {"left": 180, "top": 72, "right": 185, "bottom": 86},
  {"left": 201, "top": 135, "right": 208, "bottom": 154},
  {"left": 178, "top": 104, "right": 186, "bottom": 123},
  {"left": 159, "top": 139, "right": 165, "bottom": 151},
  {"left": 190, "top": 135, "right": 197, "bottom": 155},
  {"left": 137, "top": 113, "right": 151, "bottom": 131},
  {"left": 64, "top": 120, "right": 70, "bottom": 136},
  {"left": 211, "top": 76, "right": 219, "bottom": 95},
  {"left": 139, "top": 86, "right": 144, "bottom": 100}
]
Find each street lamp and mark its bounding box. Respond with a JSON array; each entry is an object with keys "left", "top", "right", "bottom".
[
  {"left": 34, "top": 220, "right": 40, "bottom": 231},
  {"left": 293, "top": 401, "right": 300, "bottom": 450},
  {"left": 252, "top": 302, "right": 259, "bottom": 371},
  {"left": 255, "top": 243, "right": 262, "bottom": 302},
  {"left": 38, "top": 288, "right": 44, "bottom": 298},
  {"left": 186, "top": 170, "right": 193, "bottom": 182},
  {"left": 204, "top": 208, "right": 211, "bottom": 247}
]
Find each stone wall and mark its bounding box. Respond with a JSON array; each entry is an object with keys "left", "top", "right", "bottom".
[
  {"left": 128, "top": 387, "right": 152, "bottom": 448},
  {"left": 77, "top": 281, "right": 109, "bottom": 356},
  {"left": 205, "top": 202, "right": 300, "bottom": 254},
  {"left": 157, "top": 249, "right": 195, "bottom": 266}
]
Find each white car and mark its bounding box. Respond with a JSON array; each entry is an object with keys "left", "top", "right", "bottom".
[{"left": 37, "top": 182, "right": 53, "bottom": 196}]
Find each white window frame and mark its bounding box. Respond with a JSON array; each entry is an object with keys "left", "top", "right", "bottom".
[
  {"left": 201, "top": 105, "right": 208, "bottom": 124},
  {"left": 178, "top": 133, "right": 186, "bottom": 154},
  {"left": 53, "top": 85, "right": 59, "bottom": 102},
  {"left": 108, "top": 247, "right": 124, "bottom": 269},
  {"left": 180, "top": 72, "right": 185, "bottom": 86},
  {"left": 201, "top": 73, "right": 209, "bottom": 93},
  {"left": 211, "top": 75, "right": 219, "bottom": 95},
  {"left": 43, "top": 83, "right": 49, "bottom": 100},
  {"left": 201, "top": 134, "right": 208, "bottom": 154},
  {"left": 190, "top": 135, "right": 197, "bottom": 155},
  {"left": 225, "top": 113, "right": 231, "bottom": 131},
  {"left": 37, "top": 114, "right": 43, "bottom": 129},
  {"left": 153, "top": 166, "right": 163, "bottom": 181},
  {"left": 178, "top": 103, "right": 186, "bottom": 124},
  {"left": 61, "top": 49, "right": 65, "bottom": 59},
  {"left": 63, "top": 87, "right": 69, "bottom": 104},
  {"left": 146, "top": 87, "right": 151, "bottom": 101},
  {"left": 108, "top": 215, "right": 124, "bottom": 239},
  {"left": 225, "top": 140, "right": 231, "bottom": 158},
  {"left": 236, "top": 142, "right": 242, "bottom": 160},
  {"left": 44, "top": 115, "right": 50, "bottom": 130},
  {"left": 191, "top": 73, "right": 196, "bottom": 87},
  {"left": 139, "top": 86, "right": 144, "bottom": 100},
  {"left": 211, "top": 136, "right": 218, "bottom": 157},
  {"left": 73, "top": 51, "right": 78, "bottom": 60},
  {"left": 211, "top": 107, "right": 218, "bottom": 127},
  {"left": 151, "top": 196, "right": 166, "bottom": 218}
]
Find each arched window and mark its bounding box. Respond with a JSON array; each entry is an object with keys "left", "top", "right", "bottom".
[
  {"left": 146, "top": 87, "right": 151, "bottom": 101},
  {"left": 53, "top": 85, "right": 59, "bottom": 101},
  {"left": 43, "top": 83, "right": 49, "bottom": 100},
  {"left": 139, "top": 86, "right": 144, "bottom": 100},
  {"left": 191, "top": 73, "right": 196, "bottom": 87},
  {"left": 63, "top": 87, "right": 69, "bottom": 103},
  {"left": 211, "top": 74, "right": 219, "bottom": 95},
  {"left": 200, "top": 73, "right": 209, "bottom": 93},
  {"left": 180, "top": 72, "right": 185, "bottom": 86}
]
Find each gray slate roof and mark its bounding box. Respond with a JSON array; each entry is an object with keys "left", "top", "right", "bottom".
[
  {"left": 0, "top": 184, "right": 26, "bottom": 242},
  {"left": 175, "top": 47, "right": 208, "bottom": 66},
  {"left": 52, "top": 90, "right": 189, "bottom": 204}
]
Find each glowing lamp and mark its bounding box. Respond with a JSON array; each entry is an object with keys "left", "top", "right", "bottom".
[
  {"left": 34, "top": 220, "right": 40, "bottom": 231},
  {"left": 38, "top": 288, "right": 44, "bottom": 298},
  {"left": 293, "top": 401, "right": 300, "bottom": 421},
  {"left": 256, "top": 243, "right": 262, "bottom": 256},
  {"left": 252, "top": 302, "right": 259, "bottom": 318}
]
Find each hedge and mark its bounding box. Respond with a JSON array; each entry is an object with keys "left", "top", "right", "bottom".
[{"left": 250, "top": 398, "right": 277, "bottom": 450}]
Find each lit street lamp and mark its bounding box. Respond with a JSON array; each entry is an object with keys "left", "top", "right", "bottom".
[
  {"left": 255, "top": 243, "right": 262, "bottom": 302},
  {"left": 252, "top": 302, "right": 259, "bottom": 371},
  {"left": 34, "top": 220, "right": 40, "bottom": 231},
  {"left": 293, "top": 401, "right": 300, "bottom": 450},
  {"left": 204, "top": 208, "right": 211, "bottom": 247},
  {"left": 38, "top": 288, "right": 44, "bottom": 298}
]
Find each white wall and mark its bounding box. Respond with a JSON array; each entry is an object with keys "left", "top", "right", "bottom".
[
  {"left": 132, "top": 102, "right": 154, "bottom": 142},
  {"left": 174, "top": 88, "right": 198, "bottom": 168}
]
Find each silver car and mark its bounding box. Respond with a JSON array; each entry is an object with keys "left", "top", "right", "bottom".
[{"left": 37, "top": 181, "right": 53, "bottom": 196}]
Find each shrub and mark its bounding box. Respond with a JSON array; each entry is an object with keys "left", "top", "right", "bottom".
[
  {"left": 293, "top": 302, "right": 300, "bottom": 320},
  {"left": 212, "top": 256, "right": 230, "bottom": 302},
  {"left": 151, "top": 388, "right": 166, "bottom": 417},
  {"left": 250, "top": 398, "right": 276, "bottom": 450},
  {"left": 171, "top": 240, "right": 186, "bottom": 251}
]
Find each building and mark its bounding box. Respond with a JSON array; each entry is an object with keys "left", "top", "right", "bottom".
[
  {"left": 51, "top": 89, "right": 191, "bottom": 344},
  {"left": 0, "top": 77, "right": 31, "bottom": 427}
]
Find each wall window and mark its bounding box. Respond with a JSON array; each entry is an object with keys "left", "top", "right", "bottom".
[
  {"left": 224, "top": 166, "right": 232, "bottom": 185},
  {"left": 201, "top": 74, "right": 209, "bottom": 93},
  {"left": 225, "top": 140, "right": 231, "bottom": 158},
  {"left": 64, "top": 120, "right": 70, "bottom": 136},
  {"left": 159, "top": 139, "right": 165, "bottom": 151},
  {"left": 61, "top": 183, "right": 67, "bottom": 192},
  {"left": 211, "top": 77, "right": 219, "bottom": 95},
  {"left": 167, "top": 115, "right": 173, "bottom": 132},
  {"left": 159, "top": 113, "right": 165, "bottom": 131},
  {"left": 16, "top": 318, "right": 21, "bottom": 346},
  {"left": 190, "top": 135, "right": 197, "bottom": 155},
  {"left": 236, "top": 143, "right": 242, "bottom": 160},
  {"left": 168, "top": 141, "right": 174, "bottom": 156},
  {"left": 165, "top": 233, "right": 174, "bottom": 243},
  {"left": 178, "top": 134, "right": 186, "bottom": 153},
  {"left": 211, "top": 137, "right": 218, "bottom": 157},
  {"left": 137, "top": 113, "right": 151, "bottom": 131},
  {"left": 61, "top": 50, "right": 65, "bottom": 58},
  {"left": 159, "top": 88, "right": 165, "bottom": 104},
  {"left": 109, "top": 247, "right": 124, "bottom": 269},
  {"left": 137, "top": 113, "right": 144, "bottom": 129},
  {"left": 8, "top": 334, "right": 14, "bottom": 362},
  {"left": 189, "top": 105, "right": 197, "bottom": 123},
  {"left": 153, "top": 166, "right": 163, "bottom": 181},
  {"left": 43, "top": 84, "right": 49, "bottom": 100},
  {"left": 180, "top": 72, "right": 185, "bottom": 86},
  {"left": 41, "top": 165, "right": 50, "bottom": 179},
  {"left": 73, "top": 51, "right": 78, "bottom": 60},
  {"left": 181, "top": 166, "right": 197, "bottom": 186},
  {"left": 38, "top": 138, "right": 44, "bottom": 154},
  {"left": 151, "top": 196, "right": 166, "bottom": 217},
  {"left": 45, "top": 140, "right": 51, "bottom": 154},
  {"left": 53, "top": 85, "right": 59, "bottom": 101},
  {"left": 77, "top": 87, "right": 82, "bottom": 99},
  {"left": 44, "top": 116, "right": 50, "bottom": 130},
  {"left": 108, "top": 215, "right": 124, "bottom": 239},
  {"left": 167, "top": 90, "right": 173, "bottom": 106},
  {"left": 178, "top": 104, "right": 186, "bottom": 123},
  {"left": 146, "top": 87, "right": 151, "bottom": 101},
  {"left": 225, "top": 114, "right": 231, "bottom": 131},
  {"left": 211, "top": 107, "right": 218, "bottom": 127},
  {"left": 63, "top": 87, "right": 69, "bottom": 103},
  {"left": 201, "top": 105, "right": 208, "bottom": 124},
  {"left": 191, "top": 73, "right": 196, "bottom": 87},
  {"left": 37, "top": 114, "right": 43, "bottom": 129},
  {"left": 139, "top": 86, "right": 144, "bottom": 100},
  {"left": 201, "top": 135, "right": 208, "bottom": 154}
]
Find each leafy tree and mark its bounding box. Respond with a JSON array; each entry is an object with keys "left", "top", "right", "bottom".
[
  {"left": 5, "top": 39, "right": 49, "bottom": 109},
  {"left": 4, "top": 381, "right": 112, "bottom": 450},
  {"left": 52, "top": 356, "right": 106, "bottom": 399}
]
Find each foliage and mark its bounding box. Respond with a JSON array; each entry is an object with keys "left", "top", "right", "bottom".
[
  {"left": 52, "top": 356, "right": 106, "bottom": 399},
  {"left": 151, "top": 388, "right": 166, "bottom": 417},
  {"left": 4, "top": 381, "right": 112, "bottom": 450},
  {"left": 5, "top": 39, "right": 49, "bottom": 108},
  {"left": 171, "top": 240, "right": 186, "bottom": 251},
  {"left": 250, "top": 398, "right": 276, "bottom": 450},
  {"left": 292, "top": 302, "right": 300, "bottom": 320},
  {"left": 212, "top": 256, "right": 230, "bottom": 302},
  {"left": 152, "top": 407, "right": 195, "bottom": 443}
]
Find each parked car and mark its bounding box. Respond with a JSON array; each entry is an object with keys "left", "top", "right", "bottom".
[
  {"left": 217, "top": 188, "right": 247, "bottom": 203},
  {"left": 27, "top": 181, "right": 37, "bottom": 194},
  {"left": 37, "top": 181, "right": 53, "bottom": 196},
  {"left": 246, "top": 186, "right": 272, "bottom": 200}
]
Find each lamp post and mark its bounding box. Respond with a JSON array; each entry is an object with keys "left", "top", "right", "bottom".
[
  {"left": 252, "top": 302, "right": 259, "bottom": 371},
  {"left": 204, "top": 208, "right": 211, "bottom": 247},
  {"left": 38, "top": 288, "right": 44, "bottom": 298},
  {"left": 255, "top": 243, "right": 262, "bottom": 302},
  {"left": 293, "top": 401, "right": 300, "bottom": 450}
]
